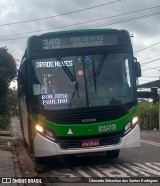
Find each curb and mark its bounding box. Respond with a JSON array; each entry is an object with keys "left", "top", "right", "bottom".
[
  {"left": 10, "top": 133, "right": 22, "bottom": 177},
  {"left": 13, "top": 138, "right": 38, "bottom": 177},
  {"left": 12, "top": 136, "right": 42, "bottom": 186},
  {"left": 0, "top": 131, "right": 24, "bottom": 186},
  {"left": 11, "top": 136, "right": 24, "bottom": 186},
  {"left": 0, "top": 131, "right": 11, "bottom": 136}
]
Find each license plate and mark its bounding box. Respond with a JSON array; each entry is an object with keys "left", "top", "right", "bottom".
[{"left": 81, "top": 139, "right": 100, "bottom": 147}]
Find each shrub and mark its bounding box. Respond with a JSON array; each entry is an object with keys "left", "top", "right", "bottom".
[
  {"left": 138, "top": 101, "right": 159, "bottom": 130},
  {"left": 0, "top": 115, "right": 10, "bottom": 130}
]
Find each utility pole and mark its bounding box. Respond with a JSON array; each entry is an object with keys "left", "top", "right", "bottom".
[
  {"left": 159, "top": 89, "right": 160, "bottom": 130},
  {"left": 159, "top": 96, "right": 160, "bottom": 130},
  {"left": 159, "top": 70, "right": 160, "bottom": 130}
]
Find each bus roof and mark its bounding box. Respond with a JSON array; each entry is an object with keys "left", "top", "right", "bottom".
[
  {"left": 24, "top": 29, "right": 131, "bottom": 57},
  {"left": 27, "top": 28, "right": 129, "bottom": 42}
]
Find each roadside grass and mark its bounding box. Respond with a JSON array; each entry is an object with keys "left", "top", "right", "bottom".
[{"left": 0, "top": 115, "right": 10, "bottom": 130}]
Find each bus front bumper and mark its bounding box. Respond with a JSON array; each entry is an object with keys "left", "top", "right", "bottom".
[{"left": 34, "top": 124, "right": 140, "bottom": 157}]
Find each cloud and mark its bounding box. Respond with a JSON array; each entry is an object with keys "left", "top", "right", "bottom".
[{"left": 0, "top": 0, "right": 160, "bottom": 84}]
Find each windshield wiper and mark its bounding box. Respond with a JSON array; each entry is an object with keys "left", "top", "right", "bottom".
[
  {"left": 53, "top": 53, "right": 79, "bottom": 105},
  {"left": 69, "top": 62, "right": 79, "bottom": 106},
  {"left": 92, "top": 58, "right": 97, "bottom": 93},
  {"left": 94, "top": 50, "right": 109, "bottom": 78}
]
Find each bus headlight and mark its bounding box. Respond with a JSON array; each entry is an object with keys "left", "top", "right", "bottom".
[
  {"left": 125, "top": 116, "right": 138, "bottom": 134},
  {"left": 35, "top": 124, "right": 44, "bottom": 133},
  {"left": 35, "top": 124, "right": 55, "bottom": 141},
  {"left": 132, "top": 116, "right": 138, "bottom": 126}
]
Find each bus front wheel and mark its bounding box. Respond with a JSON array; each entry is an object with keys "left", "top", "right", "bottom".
[{"left": 106, "top": 149, "right": 120, "bottom": 159}]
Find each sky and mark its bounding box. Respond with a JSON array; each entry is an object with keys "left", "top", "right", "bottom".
[{"left": 0, "top": 0, "right": 160, "bottom": 87}]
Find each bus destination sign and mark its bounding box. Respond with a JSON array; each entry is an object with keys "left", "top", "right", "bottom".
[{"left": 41, "top": 34, "right": 119, "bottom": 50}]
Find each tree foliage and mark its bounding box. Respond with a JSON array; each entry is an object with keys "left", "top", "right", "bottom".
[
  {"left": 0, "top": 47, "right": 17, "bottom": 94},
  {"left": 0, "top": 47, "right": 17, "bottom": 129},
  {"left": 138, "top": 101, "right": 159, "bottom": 130},
  {"left": 8, "top": 88, "right": 19, "bottom": 118}
]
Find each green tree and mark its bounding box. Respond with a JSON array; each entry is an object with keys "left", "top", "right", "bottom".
[
  {"left": 0, "top": 47, "right": 17, "bottom": 129},
  {"left": 138, "top": 101, "right": 159, "bottom": 130},
  {"left": 8, "top": 88, "right": 19, "bottom": 118},
  {"left": 0, "top": 47, "right": 17, "bottom": 91}
]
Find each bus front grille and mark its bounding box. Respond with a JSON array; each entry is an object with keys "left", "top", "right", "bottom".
[
  {"left": 56, "top": 132, "right": 123, "bottom": 149},
  {"left": 43, "top": 104, "right": 132, "bottom": 124}
]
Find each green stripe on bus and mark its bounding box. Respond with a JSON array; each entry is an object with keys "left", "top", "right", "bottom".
[{"left": 32, "top": 105, "right": 138, "bottom": 137}]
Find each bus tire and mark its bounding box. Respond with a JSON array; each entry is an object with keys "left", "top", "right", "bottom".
[{"left": 106, "top": 149, "right": 120, "bottom": 159}]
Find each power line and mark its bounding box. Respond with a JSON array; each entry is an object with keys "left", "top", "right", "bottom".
[
  {"left": 142, "top": 66, "right": 160, "bottom": 71},
  {"left": 83, "top": 11, "right": 160, "bottom": 30},
  {"left": 134, "top": 41, "right": 160, "bottom": 53},
  {"left": 1, "top": 6, "right": 160, "bottom": 41},
  {"left": 138, "top": 54, "right": 160, "bottom": 63},
  {"left": 140, "top": 77, "right": 158, "bottom": 78},
  {"left": 140, "top": 75, "right": 158, "bottom": 78},
  {"left": 140, "top": 57, "right": 160, "bottom": 66},
  {"left": 0, "top": 0, "right": 122, "bottom": 27}
]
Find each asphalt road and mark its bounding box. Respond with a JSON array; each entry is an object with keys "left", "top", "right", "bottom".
[
  {"left": 11, "top": 118, "right": 160, "bottom": 186},
  {"left": 38, "top": 131, "right": 160, "bottom": 186}
]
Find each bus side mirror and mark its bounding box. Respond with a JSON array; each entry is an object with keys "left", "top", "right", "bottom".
[
  {"left": 134, "top": 58, "right": 141, "bottom": 78},
  {"left": 135, "top": 62, "right": 141, "bottom": 77}
]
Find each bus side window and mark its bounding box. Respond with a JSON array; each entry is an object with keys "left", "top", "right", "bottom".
[
  {"left": 123, "top": 59, "right": 131, "bottom": 87},
  {"left": 18, "top": 59, "right": 27, "bottom": 95}
]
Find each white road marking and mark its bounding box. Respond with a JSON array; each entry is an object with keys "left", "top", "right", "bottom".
[
  {"left": 48, "top": 162, "right": 160, "bottom": 181},
  {"left": 115, "top": 164, "right": 139, "bottom": 176},
  {"left": 145, "top": 163, "right": 160, "bottom": 171},
  {"left": 134, "top": 163, "right": 160, "bottom": 176},
  {"left": 155, "top": 162, "right": 160, "bottom": 166},
  {"left": 87, "top": 166, "right": 105, "bottom": 177},
  {"left": 124, "top": 163, "right": 153, "bottom": 176},
  {"left": 96, "top": 165, "right": 129, "bottom": 177},
  {"left": 75, "top": 167, "right": 91, "bottom": 177},
  {"left": 141, "top": 140, "right": 160, "bottom": 147}
]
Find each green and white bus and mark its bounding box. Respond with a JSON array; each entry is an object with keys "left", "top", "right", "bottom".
[{"left": 18, "top": 29, "right": 141, "bottom": 160}]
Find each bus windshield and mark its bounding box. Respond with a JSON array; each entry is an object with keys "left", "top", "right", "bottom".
[{"left": 31, "top": 52, "right": 134, "bottom": 110}]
